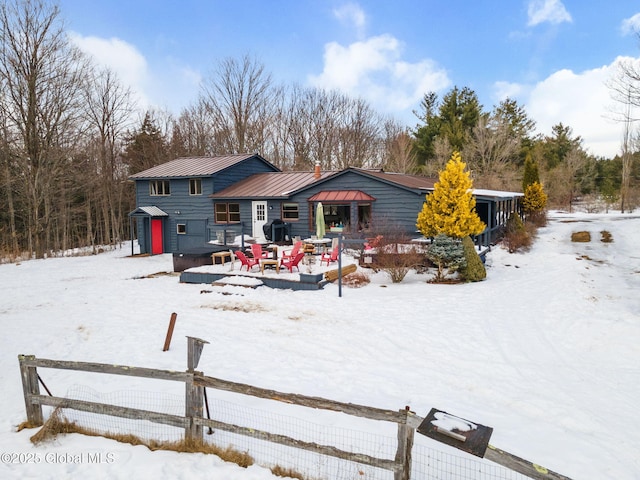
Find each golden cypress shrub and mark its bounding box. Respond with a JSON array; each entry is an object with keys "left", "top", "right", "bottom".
[{"left": 416, "top": 151, "right": 485, "bottom": 239}]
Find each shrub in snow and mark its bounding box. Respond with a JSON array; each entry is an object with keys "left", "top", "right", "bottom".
[
  {"left": 504, "top": 212, "right": 531, "bottom": 253},
  {"left": 425, "top": 234, "right": 466, "bottom": 283},
  {"left": 460, "top": 236, "right": 486, "bottom": 282}
]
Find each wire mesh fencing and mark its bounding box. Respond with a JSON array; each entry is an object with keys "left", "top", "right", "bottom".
[{"left": 45, "top": 384, "right": 530, "bottom": 480}]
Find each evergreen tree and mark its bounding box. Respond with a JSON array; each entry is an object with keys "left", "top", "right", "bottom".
[
  {"left": 460, "top": 236, "right": 486, "bottom": 282},
  {"left": 412, "top": 87, "right": 482, "bottom": 166},
  {"left": 438, "top": 87, "right": 482, "bottom": 152},
  {"left": 493, "top": 97, "right": 536, "bottom": 163},
  {"left": 522, "top": 153, "right": 540, "bottom": 192},
  {"left": 541, "top": 123, "right": 582, "bottom": 170},
  {"left": 122, "top": 112, "right": 168, "bottom": 174},
  {"left": 523, "top": 181, "right": 548, "bottom": 213},
  {"left": 425, "top": 234, "right": 466, "bottom": 283},
  {"left": 523, "top": 181, "right": 548, "bottom": 226},
  {"left": 416, "top": 151, "right": 485, "bottom": 238}
]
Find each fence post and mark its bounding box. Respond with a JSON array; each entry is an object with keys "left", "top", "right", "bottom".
[
  {"left": 185, "top": 337, "right": 209, "bottom": 444},
  {"left": 394, "top": 407, "right": 414, "bottom": 480},
  {"left": 18, "top": 355, "right": 43, "bottom": 426}
]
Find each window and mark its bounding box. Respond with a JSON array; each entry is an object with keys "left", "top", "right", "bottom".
[
  {"left": 215, "top": 203, "right": 240, "bottom": 223},
  {"left": 149, "top": 180, "right": 170, "bottom": 196},
  {"left": 282, "top": 203, "right": 299, "bottom": 220},
  {"left": 189, "top": 178, "right": 202, "bottom": 195},
  {"left": 176, "top": 224, "right": 186, "bottom": 234}
]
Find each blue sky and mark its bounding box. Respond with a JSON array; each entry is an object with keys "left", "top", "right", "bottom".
[{"left": 59, "top": 0, "right": 640, "bottom": 158}]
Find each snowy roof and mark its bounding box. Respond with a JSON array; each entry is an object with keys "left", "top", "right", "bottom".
[{"left": 473, "top": 189, "right": 523, "bottom": 199}]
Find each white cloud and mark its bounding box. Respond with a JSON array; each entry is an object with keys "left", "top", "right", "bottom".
[
  {"left": 522, "top": 59, "right": 640, "bottom": 158},
  {"left": 527, "top": 0, "right": 572, "bottom": 27},
  {"left": 492, "top": 81, "right": 529, "bottom": 102},
  {"left": 621, "top": 13, "right": 640, "bottom": 36},
  {"left": 69, "top": 32, "right": 202, "bottom": 114},
  {"left": 308, "top": 34, "right": 450, "bottom": 116},
  {"left": 333, "top": 3, "right": 367, "bottom": 38},
  {"left": 69, "top": 32, "right": 151, "bottom": 108}
]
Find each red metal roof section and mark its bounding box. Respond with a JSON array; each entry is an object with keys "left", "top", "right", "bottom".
[
  {"left": 128, "top": 154, "right": 274, "bottom": 179},
  {"left": 210, "top": 171, "right": 334, "bottom": 198},
  {"left": 308, "top": 190, "right": 375, "bottom": 202}
]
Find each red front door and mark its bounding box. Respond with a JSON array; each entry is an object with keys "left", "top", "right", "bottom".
[{"left": 151, "top": 219, "right": 163, "bottom": 254}]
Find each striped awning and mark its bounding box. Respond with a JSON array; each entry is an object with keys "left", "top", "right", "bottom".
[{"left": 308, "top": 190, "right": 375, "bottom": 202}]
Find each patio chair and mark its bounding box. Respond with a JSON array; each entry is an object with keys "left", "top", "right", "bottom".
[
  {"left": 251, "top": 243, "right": 270, "bottom": 260},
  {"left": 235, "top": 250, "right": 259, "bottom": 271},
  {"left": 280, "top": 252, "right": 305, "bottom": 273},
  {"left": 320, "top": 246, "right": 340, "bottom": 266},
  {"left": 281, "top": 240, "right": 302, "bottom": 261}
]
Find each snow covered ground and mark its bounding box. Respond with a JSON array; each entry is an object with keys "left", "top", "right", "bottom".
[{"left": 1, "top": 210, "right": 639, "bottom": 479}]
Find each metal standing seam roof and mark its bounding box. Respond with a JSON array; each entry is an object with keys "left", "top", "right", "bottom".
[
  {"left": 354, "top": 169, "right": 437, "bottom": 190},
  {"left": 308, "top": 190, "right": 375, "bottom": 202},
  {"left": 209, "top": 171, "right": 335, "bottom": 199},
  {"left": 128, "top": 154, "right": 274, "bottom": 179},
  {"left": 129, "top": 206, "right": 168, "bottom": 217}
]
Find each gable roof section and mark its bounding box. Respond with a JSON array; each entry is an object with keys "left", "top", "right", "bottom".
[
  {"left": 129, "top": 206, "right": 168, "bottom": 217},
  {"left": 128, "top": 154, "right": 279, "bottom": 179},
  {"left": 210, "top": 171, "right": 335, "bottom": 199},
  {"left": 308, "top": 190, "right": 375, "bottom": 202},
  {"left": 351, "top": 169, "right": 436, "bottom": 190},
  {"left": 293, "top": 167, "right": 437, "bottom": 196}
]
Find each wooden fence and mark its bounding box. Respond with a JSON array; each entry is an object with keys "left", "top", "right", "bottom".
[{"left": 18, "top": 337, "right": 571, "bottom": 480}]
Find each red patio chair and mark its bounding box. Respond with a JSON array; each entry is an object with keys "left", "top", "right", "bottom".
[
  {"left": 281, "top": 240, "right": 302, "bottom": 261},
  {"left": 235, "top": 250, "right": 259, "bottom": 271},
  {"left": 251, "top": 243, "right": 270, "bottom": 260},
  {"left": 320, "top": 246, "right": 340, "bottom": 266},
  {"left": 280, "top": 252, "right": 305, "bottom": 273}
]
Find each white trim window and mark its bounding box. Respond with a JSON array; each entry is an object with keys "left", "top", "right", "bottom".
[
  {"left": 189, "top": 178, "right": 202, "bottom": 195},
  {"left": 150, "top": 180, "right": 170, "bottom": 196}
]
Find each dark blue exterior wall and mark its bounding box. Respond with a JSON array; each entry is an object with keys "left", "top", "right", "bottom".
[
  {"left": 284, "top": 171, "right": 426, "bottom": 239},
  {"left": 132, "top": 156, "right": 277, "bottom": 254}
]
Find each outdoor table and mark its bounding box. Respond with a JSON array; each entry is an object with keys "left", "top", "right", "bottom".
[
  {"left": 260, "top": 258, "right": 280, "bottom": 274},
  {"left": 303, "top": 238, "right": 331, "bottom": 254},
  {"left": 211, "top": 251, "right": 232, "bottom": 265}
]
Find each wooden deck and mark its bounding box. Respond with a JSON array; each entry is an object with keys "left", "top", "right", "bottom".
[{"left": 179, "top": 270, "right": 326, "bottom": 291}]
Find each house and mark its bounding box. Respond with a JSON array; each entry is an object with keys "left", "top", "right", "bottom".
[
  {"left": 128, "top": 153, "right": 279, "bottom": 255},
  {"left": 129, "top": 155, "right": 523, "bottom": 255}
]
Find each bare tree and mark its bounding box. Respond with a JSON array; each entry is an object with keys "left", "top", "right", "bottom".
[
  {"left": 169, "top": 101, "right": 214, "bottom": 157},
  {"left": 381, "top": 121, "right": 417, "bottom": 174},
  {"left": 0, "top": 0, "right": 89, "bottom": 257},
  {"left": 284, "top": 86, "right": 339, "bottom": 171},
  {"left": 333, "top": 97, "right": 382, "bottom": 169},
  {"left": 420, "top": 135, "right": 452, "bottom": 177},
  {"left": 607, "top": 54, "right": 640, "bottom": 212},
  {"left": 83, "top": 67, "right": 136, "bottom": 246},
  {"left": 543, "top": 146, "right": 595, "bottom": 211},
  {"left": 464, "top": 114, "right": 520, "bottom": 190},
  {"left": 200, "top": 54, "right": 275, "bottom": 154},
  {"left": 0, "top": 107, "right": 20, "bottom": 254}
]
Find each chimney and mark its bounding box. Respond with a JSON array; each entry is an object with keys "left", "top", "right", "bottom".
[{"left": 314, "top": 160, "right": 321, "bottom": 179}]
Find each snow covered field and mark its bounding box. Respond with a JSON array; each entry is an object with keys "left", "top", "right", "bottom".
[{"left": 1, "top": 211, "right": 639, "bottom": 479}]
